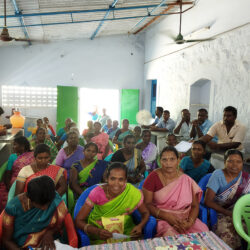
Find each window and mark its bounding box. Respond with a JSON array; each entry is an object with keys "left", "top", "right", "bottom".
[{"left": 1, "top": 85, "right": 57, "bottom": 108}]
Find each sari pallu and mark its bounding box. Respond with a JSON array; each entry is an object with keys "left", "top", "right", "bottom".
[
  {"left": 154, "top": 174, "right": 208, "bottom": 237},
  {"left": 213, "top": 171, "right": 249, "bottom": 249},
  {"left": 87, "top": 183, "right": 142, "bottom": 244},
  {"left": 3, "top": 192, "right": 68, "bottom": 248},
  {"left": 21, "top": 165, "right": 66, "bottom": 192},
  {"left": 91, "top": 133, "right": 110, "bottom": 160},
  {"left": 68, "top": 160, "right": 108, "bottom": 213},
  {"left": 141, "top": 142, "right": 157, "bottom": 171}
]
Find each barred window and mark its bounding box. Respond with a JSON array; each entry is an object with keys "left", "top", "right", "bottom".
[{"left": 1, "top": 85, "right": 57, "bottom": 108}]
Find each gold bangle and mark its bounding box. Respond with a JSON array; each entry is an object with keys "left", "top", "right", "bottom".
[
  {"left": 156, "top": 209, "right": 161, "bottom": 218},
  {"left": 84, "top": 224, "right": 90, "bottom": 233}
]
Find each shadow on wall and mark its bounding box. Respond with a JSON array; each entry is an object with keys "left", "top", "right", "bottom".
[{"left": 189, "top": 78, "right": 211, "bottom": 120}]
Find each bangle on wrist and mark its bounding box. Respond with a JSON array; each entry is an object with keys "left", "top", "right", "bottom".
[
  {"left": 156, "top": 209, "right": 161, "bottom": 218},
  {"left": 84, "top": 224, "right": 90, "bottom": 233}
]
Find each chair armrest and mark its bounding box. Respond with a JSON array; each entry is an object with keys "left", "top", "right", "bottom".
[
  {"left": 64, "top": 213, "right": 78, "bottom": 247},
  {"left": 77, "top": 228, "right": 90, "bottom": 247},
  {"left": 199, "top": 204, "right": 208, "bottom": 225},
  {"left": 209, "top": 208, "right": 217, "bottom": 228}
]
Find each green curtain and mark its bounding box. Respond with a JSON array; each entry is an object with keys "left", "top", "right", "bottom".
[
  {"left": 120, "top": 89, "right": 139, "bottom": 125},
  {"left": 57, "top": 86, "right": 78, "bottom": 132}
]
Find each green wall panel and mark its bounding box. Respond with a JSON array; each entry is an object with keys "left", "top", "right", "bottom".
[
  {"left": 57, "top": 86, "right": 78, "bottom": 132},
  {"left": 121, "top": 89, "right": 139, "bottom": 125}
]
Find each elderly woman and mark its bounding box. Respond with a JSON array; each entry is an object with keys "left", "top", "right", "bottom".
[
  {"left": 136, "top": 130, "right": 157, "bottom": 172},
  {"left": 55, "top": 130, "right": 84, "bottom": 181},
  {"left": 0, "top": 136, "right": 34, "bottom": 212},
  {"left": 143, "top": 146, "right": 208, "bottom": 237},
  {"left": 15, "top": 144, "right": 67, "bottom": 197},
  {"left": 91, "top": 121, "right": 110, "bottom": 160},
  {"left": 111, "top": 134, "right": 145, "bottom": 185},
  {"left": 30, "top": 127, "right": 58, "bottom": 161},
  {"left": 2, "top": 176, "right": 68, "bottom": 250},
  {"left": 204, "top": 149, "right": 250, "bottom": 249},
  {"left": 180, "top": 140, "right": 214, "bottom": 183},
  {"left": 82, "top": 120, "right": 94, "bottom": 137},
  {"left": 113, "top": 119, "right": 133, "bottom": 149},
  {"left": 75, "top": 162, "right": 149, "bottom": 244}
]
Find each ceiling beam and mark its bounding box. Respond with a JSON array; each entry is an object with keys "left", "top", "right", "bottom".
[
  {"left": 0, "top": 12, "right": 188, "bottom": 29},
  {"left": 10, "top": 0, "right": 31, "bottom": 45},
  {"left": 90, "top": 0, "right": 119, "bottom": 40},
  {"left": 0, "top": 2, "right": 193, "bottom": 19}
]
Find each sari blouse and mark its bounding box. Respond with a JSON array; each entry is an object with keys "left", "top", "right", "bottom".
[{"left": 3, "top": 192, "right": 67, "bottom": 248}]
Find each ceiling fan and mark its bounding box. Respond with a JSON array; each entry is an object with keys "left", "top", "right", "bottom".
[
  {"left": 0, "top": 0, "right": 33, "bottom": 42},
  {"left": 171, "top": 0, "right": 214, "bottom": 44}
]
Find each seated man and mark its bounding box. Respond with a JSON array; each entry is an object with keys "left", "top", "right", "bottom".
[
  {"left": 2, "top": 175, "right": 68, "bottom": 249},
  {"left": 200, "top": 106, "right": 246, "bottom": 151},
  {"left": 151, "top": 110, "right": 175, "bottom": 133},
  {"left": 142, "top": 106, "right": 163, "bottom": 129},
  {"left": 190, "top": 108, "right": 216, "bottom": 141},
  {"left": 174, "top": 109, "right": 192, "bottom": 141}
]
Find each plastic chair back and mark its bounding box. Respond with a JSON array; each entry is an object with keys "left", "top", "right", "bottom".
[
  {"left": 198, "top": 173, "right": 212, "bottom": 204},
  {"left": 0, "top": 161, "right": 8, "bottom": 182},
  {"left": 233, "top": 194, "right": 250, "bottom": 246}
]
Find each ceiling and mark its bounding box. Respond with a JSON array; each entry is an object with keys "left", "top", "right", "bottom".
[{"left": 0, "top": 0, "right": 195, "bottom": 45}]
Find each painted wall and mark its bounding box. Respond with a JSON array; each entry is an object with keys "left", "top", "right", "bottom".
[
  {"left": 144, "top": 0, "right": 250, "bottom": 148},
  {"left": 0, "top": 34, "right": 145, "bottom": 129}
]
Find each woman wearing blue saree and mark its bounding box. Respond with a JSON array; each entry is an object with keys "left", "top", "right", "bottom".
[
  {"left": 112, "top": 119, "right": 133, "bottom": 149},
  {"left": 2, "top": 176, "right": 68, "bottom": 250},
  {"left": 205, "top": 149, "right": 250, "bottom": 249},
  {"left": 68, "top": 142, "right": 108, "bottom": 213},
  {"left": 75, "top": 162, "right": 149, "bottom": 244},
  {"left": 111, "top": 135, "right": 146, "bottom": 185},
  {"left": 180, "top": 140, "right": 214, "bottom": 183}
]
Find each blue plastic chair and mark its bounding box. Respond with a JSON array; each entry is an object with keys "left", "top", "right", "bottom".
[
  {"left": 74, "top": 184, "right": 156, "bottom": 247},
  {"left": 198, "top": 173, "right": 217, "bottom": 228}
]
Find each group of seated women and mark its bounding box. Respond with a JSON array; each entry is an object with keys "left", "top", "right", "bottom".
[{"left": 0, "top": 118, "right": 249, "bottom": 250}]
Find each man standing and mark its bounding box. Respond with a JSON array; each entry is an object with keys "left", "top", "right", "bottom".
[
  {"left": 201, "top": 106, "right": 246, "bottom": 151},
  {"left": 151, "top": 110, "right": 175, "bottom": 133},
  {"left": 190, "top": 109, "right": 215, "bottom": 140},
  {"left": 99, "top": 108, "right": 110, "bottom": 127},
  {"left": 174, "top": 109, "right": 192, "bottom": 140}
]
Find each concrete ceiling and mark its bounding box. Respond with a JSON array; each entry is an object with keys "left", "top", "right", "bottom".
[{"left": 0, "top": 0, "right": 195, "bottom": 46}]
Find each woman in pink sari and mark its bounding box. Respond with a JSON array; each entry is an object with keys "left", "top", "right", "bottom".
[
  {"left": 143, "top": 146, "right": 208, "bottom": 237},
  {"left": 91, "top": 122, "right": 110, "bottom": 160},
  {"left": 0, "top": 136, "right": 34, "bottom": 212}
]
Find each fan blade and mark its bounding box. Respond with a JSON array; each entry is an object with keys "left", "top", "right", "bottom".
[{"left": 185, "top": 38, "right": 214, "bottom": 43}]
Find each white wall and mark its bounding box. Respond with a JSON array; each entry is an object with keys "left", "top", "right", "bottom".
[
  {"left": 144, "top": 0, "right": 250, "bottom": 147},
  {"left": 0, "top": 34, "right": 145, "bottom": 128}
]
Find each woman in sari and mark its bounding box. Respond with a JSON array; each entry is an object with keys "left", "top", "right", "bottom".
[
  {"left": 136, "top": 130, "right": 157, "bottom": 172},
  {"left": 204, "top": 149, "right": 250, "bottom": 249},
  {"left": 0, "top": 136, "right": 34, "bottom": 212},
  {"left": 2, "top": 176, "right": 68, "bottom": 250},
  {"left": 30, "top": 127, "right": 58, "bottom": 161},
  {"left": 75, "top": 162, "right": 149, "bottom": 244},
  {"left": 143, "top": 146, "right": 208, "bottom": 237},
  {"left": 113, "top": 119, "right": 133, "bottom": 149},
  {"left": 82, "top": 120, "right": 94, "bottom": 137},
  {"left": 55, "top": 131, "right": 84, "bottom": 181},
  {"left": 111, "top": 135, "right": 146, "bottom": 185},
  {"left": 15, "top": 143, "right": 67, "bottom": 197},
  {"left": 180, "top": 140, "right": 214, "bottom": 183},
  {"left": 68, "top": 142, "right": 108, "bottom": 212},
  {"left": 91, "top": 121, "right": 110, "bottom": 160}
]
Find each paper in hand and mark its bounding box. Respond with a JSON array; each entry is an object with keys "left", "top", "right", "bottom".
[
  {"left": 112, "top": 233, "right": 130, "bottom": 239},
  {"left": 175, "top": 141, "right": 192, "bottom": 153}
]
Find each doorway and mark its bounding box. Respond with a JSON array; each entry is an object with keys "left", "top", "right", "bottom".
[{"left": 79, "top": 88, "right": 119, "bottom": 133}]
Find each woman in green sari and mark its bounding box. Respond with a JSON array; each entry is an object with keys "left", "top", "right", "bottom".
[
  {"left": 112, "top": 119, "right": 133, "bottom": 149},
  {"left": 68, "top": 142, "right": 108, "bottom": 213},
  {"left": 75, "top": 162, "right": 149, "bottom": 244}
]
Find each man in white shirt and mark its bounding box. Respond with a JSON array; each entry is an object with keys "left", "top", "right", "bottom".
[
  {"left": 200, "top": 106, "right": 246, "bottom": 151},
  {"left": 174, "top": 109, "right": 192, "bottom": 141}
]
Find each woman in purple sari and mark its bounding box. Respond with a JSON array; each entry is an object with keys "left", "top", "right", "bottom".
[
  {"left": 55, "top": 131, "right": 84, "bottom": 182},
  {"left": 136, "top": 130, "right": 157, "bottom": 172}
]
